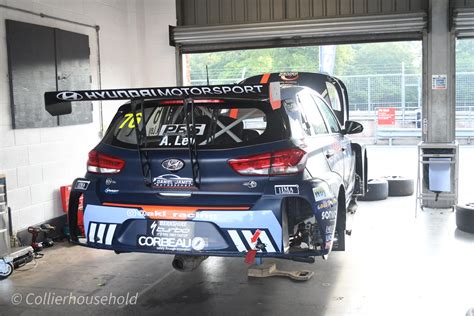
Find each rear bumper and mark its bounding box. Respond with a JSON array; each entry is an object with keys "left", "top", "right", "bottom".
[
  {"left": 82, "top": 204, "right": 287, "bottom": 256},
  {"left": 67, "top": 179, "right": 331, "bottom": 259}
]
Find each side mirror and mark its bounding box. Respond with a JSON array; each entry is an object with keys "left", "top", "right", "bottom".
[{"left": 343, "top": 120, "right": 364, "bottom": 135}]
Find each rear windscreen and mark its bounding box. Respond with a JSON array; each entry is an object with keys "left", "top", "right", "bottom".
[{"left": 102, "top": 100, "right": 288, "bottom": 149}]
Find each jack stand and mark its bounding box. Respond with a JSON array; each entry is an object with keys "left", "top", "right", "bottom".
[{"left": 248, "top": 259, "right": 314, "bottom": 281}]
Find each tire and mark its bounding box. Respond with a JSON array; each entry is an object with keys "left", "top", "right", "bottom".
[
  {"left": 0, "top": 262, "right": 14, "bottom": 280},
  {"left": 384, "top": 176, "right": 414, "bottom": 197},
  {"left": 358, "top": 178, "right": 388, "bottom": 201},
  {"left": 456, "top": 203, "right": 474, "bottom": 234}
]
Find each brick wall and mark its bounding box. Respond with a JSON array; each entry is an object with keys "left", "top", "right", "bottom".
[{"left": 0, "top": 0, "right": 176, "bottom": 231}]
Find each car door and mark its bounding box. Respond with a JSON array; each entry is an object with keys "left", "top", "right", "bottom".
[
  {"left": 312, "top": 94, "right": 354, "bottom": 191},
  {"left": 296, "top": 92, "right": 344, "bottom": 181}
]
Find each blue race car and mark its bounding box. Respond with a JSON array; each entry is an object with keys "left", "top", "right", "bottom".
[{"left": 45, "top": 72, "right": 367, "bottom": 271}]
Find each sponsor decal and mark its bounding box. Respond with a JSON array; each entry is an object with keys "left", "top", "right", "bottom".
[
  {"left": 137, "top": 220, "right": 208, "bottom": 251},
  {"left": 321, "top": 210, "right": 337, "bottom": 220},
  {"left": 152, "top": 174, "right": 193, "bottom": 188},
  {"left": 275, "top": 185, "right": 299, "bottom": 195},
  {"left": 313, "top": 187, "right": 327, "bottom": 202},
  {"left": 317, "top": 197, "right": 337, "bottom": 210},
  {"left": 105, "top": 178, "right": 116, "bottom": 186},
  {"left": 161, "top": 159, "right": 185, "bottom": 172},
  {"left": 279, "top": 72, "right": 299, "bottom": 81},
  {"left": 74, "top": 180, "right": 90, "bottom": 191},
  {"left": 126, "top": 208, "right": 219, "bottom": 221},
  {"left": 325, "top": 224, "right": 335, "bottom": 234},
  {"left": 191, "top": 237, "right": 206, "bottom": 251},
  {"left": 104, "top": 188, "right": 119, "bottom": 194},
  {"left": 56, "top": 91, "right": 83, "bottom": 101},
  {"left": 227, "top": 229, "right": 277, "bottom": 253},
  {"left": 243, "top": 181, "right": 257, "bottom": 189},
  {"left": 156, "top": 124, "right": 205, "bottom": 137},
  {"left": 58, "top": 85, "right": 265, "bottom": 101}
]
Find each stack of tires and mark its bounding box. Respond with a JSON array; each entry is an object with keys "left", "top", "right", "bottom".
[{"left": 359, "top": 176, "right": 414, "bottom": 201}]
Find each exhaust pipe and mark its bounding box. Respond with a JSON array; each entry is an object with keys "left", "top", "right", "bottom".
[{"left": 172, "top": 255, "right": 208, "bottom": 272}]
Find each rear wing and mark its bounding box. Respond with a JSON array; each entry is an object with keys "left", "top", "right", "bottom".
[{"left": 44, "top": 83, "right": 281, "bottom": 116}]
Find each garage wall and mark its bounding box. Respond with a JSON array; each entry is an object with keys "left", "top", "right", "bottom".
[
  {"left": 0, "top": 0, "right": 176, "bottom": 232},
  {"left": 177, "top": 0, "right": 429, "bottom": 26}
]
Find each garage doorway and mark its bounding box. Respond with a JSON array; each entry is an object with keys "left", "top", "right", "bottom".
[{"left": 182, "top": 41, "right": 422, "bottom": 145}]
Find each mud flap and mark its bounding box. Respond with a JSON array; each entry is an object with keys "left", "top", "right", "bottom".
[
  {"left": 352, "top": 143, "right": 368, "bottom": 196},
  {"left": 332, "top": 198, "right": 347, "bottom": 252},
  {"left": 68, "top": 178, "right": 89, "bottom": 243}
]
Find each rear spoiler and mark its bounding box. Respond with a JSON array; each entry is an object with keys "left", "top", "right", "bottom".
[{"left": 44, "top": 83, "right": 281, "bottom": 116}]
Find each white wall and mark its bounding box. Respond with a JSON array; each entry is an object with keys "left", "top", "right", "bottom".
[{"left": 0, "top": 0, "right": 176, "bottom": 232}]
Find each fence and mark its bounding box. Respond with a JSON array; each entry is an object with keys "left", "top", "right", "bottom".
[{"left": 187, "top": 64, "right": 474, "bottom": 128}]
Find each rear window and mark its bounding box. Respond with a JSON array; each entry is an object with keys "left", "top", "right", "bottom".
[{"left": 103, "top": 100, "right": 289, "bottom": 149}]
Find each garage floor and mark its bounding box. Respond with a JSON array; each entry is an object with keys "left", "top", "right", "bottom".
[{"left": 1, "top": 146, "right": 474, "bottom": 316}]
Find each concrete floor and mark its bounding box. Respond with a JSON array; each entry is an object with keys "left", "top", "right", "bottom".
[{"left": 1, "top": 146, "right": 474, "bottom": 316}]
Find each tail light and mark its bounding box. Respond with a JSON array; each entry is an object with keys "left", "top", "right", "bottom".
[
  {"left": 87, "top": 150, "right": 125, "bottom": 174},
  {"left": 228, "top": 148, "right": 306, "bottom": 176}
]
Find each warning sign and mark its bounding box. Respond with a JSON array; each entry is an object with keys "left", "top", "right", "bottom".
[
  {"left": 432, "top": 75, "right": 447, "bottom": 90},
  {"left": 377, "top": 108, "right": 396, "bottom": 125}
]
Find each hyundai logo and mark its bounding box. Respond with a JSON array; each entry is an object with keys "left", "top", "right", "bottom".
[
  {"left": 162, "top": 159, "right": 184, "bottom": 171},
  {"left": 56, "top": 91, "right": 83, "bottom": 101}
]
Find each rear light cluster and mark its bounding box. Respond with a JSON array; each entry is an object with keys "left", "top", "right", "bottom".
[
  {"left": 228, "top": 148, "right": 307, "bottom": 176},
  {"left": 87, "top": 150, "right": 125, "bottom": 174}
]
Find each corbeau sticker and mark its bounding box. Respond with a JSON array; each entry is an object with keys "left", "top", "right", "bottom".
[
  {"left": 74, "top": 180, "right": 90, "bottom": 191},
  {"left": 274, "top": 185, "right": 299, "bottom": 195},
  {"left": 152, "top": 174, "right": 193, "bottom": 188},
  {"left": 137, "top": 221, "right": 207, "bottom": 251}
]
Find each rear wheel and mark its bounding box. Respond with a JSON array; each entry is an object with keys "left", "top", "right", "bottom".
[{"left": 456, "top": 203, "right": 474, "bottom": 234}]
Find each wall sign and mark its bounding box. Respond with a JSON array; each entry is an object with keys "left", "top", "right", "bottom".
[
  {"left": 377, "top": 108, "right": 396, "bottom": 126},
  {"left": 432, "top": 75, "right": 447, "bottom": 90}
]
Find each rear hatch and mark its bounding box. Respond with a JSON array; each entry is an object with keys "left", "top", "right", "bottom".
[{"left": 91, "top": 98, "right": 294, "bottom": 207}]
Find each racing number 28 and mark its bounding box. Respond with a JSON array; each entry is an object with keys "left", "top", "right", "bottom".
[{"left": 119, "top": 113, "right": 142, "bottom": 129}]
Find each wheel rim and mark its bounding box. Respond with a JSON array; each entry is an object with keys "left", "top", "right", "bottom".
[{"left": 0, "top": 263, "right": 13, "bottom": 277}]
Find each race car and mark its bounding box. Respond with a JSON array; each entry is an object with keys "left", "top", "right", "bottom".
[{"left": 44, "top": 72, "right": 367, "bottom": 271}]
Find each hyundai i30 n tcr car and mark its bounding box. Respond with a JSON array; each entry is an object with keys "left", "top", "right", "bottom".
[{"left": 45, "top": 72, "right": 367, "bottom": 271}]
